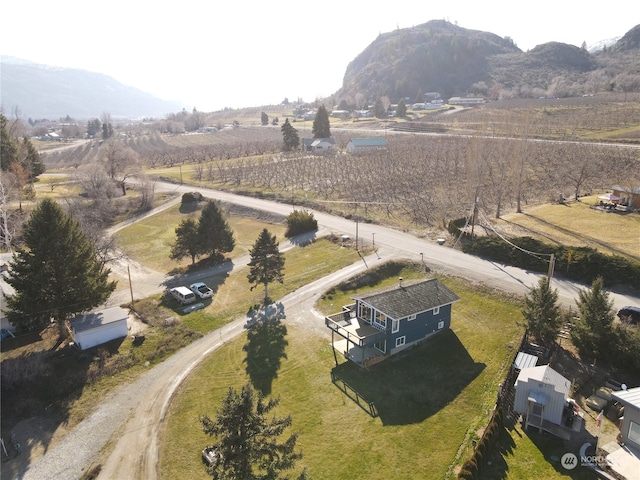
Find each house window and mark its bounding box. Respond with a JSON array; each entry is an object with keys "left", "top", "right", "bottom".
[
  {"left": 407, "top": 314, "right": 416, "bottom": 321},
  {"left": 359, "top": 303, "right": 372, "bottom": 323},
  {"left": 629, "top": 421, "right": 640, "bottom": 446},
  {"left": 374, "top": 311, "right": 387, "bottom": 329},
  {"left": 396, "top": 336, "right": 406, "bottom": 348},
  {"left": 433, "top": 306, "right": 440, "bottom": 315},
  {"left": 392, "top": 319, "right": 399, "bottom": 333},
  {"left": 438, "top": 321, "right": 444, "bottom": 329}
]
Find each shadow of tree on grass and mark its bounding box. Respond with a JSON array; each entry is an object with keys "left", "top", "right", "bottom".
[{"left": 243, "top": 302, "right": 288, "bottom": 396}]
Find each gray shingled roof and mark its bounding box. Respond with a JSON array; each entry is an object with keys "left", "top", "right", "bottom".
[{"left": 352, "top": 278, "right": 459, "bottom": 319}]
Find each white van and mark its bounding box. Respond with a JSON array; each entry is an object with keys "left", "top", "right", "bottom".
[{"left": 169, "top": 286, "right": 196, "bottom": 305}]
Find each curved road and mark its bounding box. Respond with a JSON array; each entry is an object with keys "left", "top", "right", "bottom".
[{"left": 18, "top": 181, "right": 640, "bottom": 480}]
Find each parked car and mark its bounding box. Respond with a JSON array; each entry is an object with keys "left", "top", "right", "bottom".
[
  {"left": 169, "top": 286, "right": 196, "bottom": 305},
  {"left": 617, "top": 306, "right": 640, "bottom": 324},
  {"left": 190, "top": 282, "right": 213, "bottom": 299},
  {"left": 1, "top": 328, "right": 15, "bottom": 341},
  {"left": 201, "top": 446, "right": 219, "bottom": 466}
]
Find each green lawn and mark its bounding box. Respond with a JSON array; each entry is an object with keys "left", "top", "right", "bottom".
[
  {"left": 500, "top": 195, "right": 640, "bottom": 262},
  {"left": 160, "top": 267, "right": 526, "bottom": 480}
]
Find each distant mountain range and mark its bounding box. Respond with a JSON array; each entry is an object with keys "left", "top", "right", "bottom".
[
  {"left": 337, "top": 20, "right": 640, "bottom": 102},
  {"left": 2, "top": 21, "right": 639, "bottom": 120},
  {"left": 1, "top": 56, "right": 182, "bottom": 120}
]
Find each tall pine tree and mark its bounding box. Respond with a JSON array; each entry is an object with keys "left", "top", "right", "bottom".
[
  {"left": 200, "top": 384, "right": 306, "bottom": 480},
  {"left": 247, "top": 229, "right": 285, "bottom": 304},
  {"left": 197, "top": 201, "right": 235, "bottom": 261},
  {"left": 570, "top": 276, "right": 615, "bottom": 361},
  {"left": 5, "top": 199, "right": 116, "bottom": 335},
  {"left": 280, "top": 118, "right": 300, "bottom": 151},
  {"left": 311, "top": 105, "right": 330, "bottom": 139},
  {"left": 521, "top": 277, "right": 562, "bottom": 345}
]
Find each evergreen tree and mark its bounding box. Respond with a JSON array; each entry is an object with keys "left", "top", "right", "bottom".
[
  {"left": 5, "top": 199, "right": 116, "bottom": 335},
  {"left": 570, "top": 276, "right": 616, "bottom": 361},
  {"left": 87, "top": 118, "right": 101, "bottom": 137},
  {"left": 280, "top": 119, "right": 300, "bottom": 152},
  {"left": 170, "top": 218, "right": 201, "bottom": 264},
  {"left": 311, "top": 105, "right": 330, "bottom": 139},
  {"left": 198, "top": 201, "right": 235, "bottom": 261},
  {"left": 396, "top": 98, "right": 407, "bottom": 117},
  {"left": 261, "top": 111, "right": 269, "bottom": 126},
  {"left": 247, "top": 229, "right": 285, "bottom": 304},
  {"left": 200, "top": 384, "right": 305, "bottom": 480},
  {"left": 521, "top": 277, "right": 562, "bottom": 344},
  {"left": 20, "top": 136, "right": 45, "bottom": 179},
  {"left": 374, "top": 99, "right": 387, "bottom": 119},
  {"left": 0, "top": 113, "right": 18, "bottom": 172}
]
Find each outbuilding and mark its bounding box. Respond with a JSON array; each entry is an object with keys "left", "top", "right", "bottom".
[
  {"left": 514, "top": 365, "right": 571, "bottom": 432},
  {"left": 69, "top": 306, "right": 129, "bottom": 350}
]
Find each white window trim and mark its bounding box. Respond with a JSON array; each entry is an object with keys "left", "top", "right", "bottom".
[
  {"left": 438, "top": 320, "right": 445, "bottom": 330},
  {"left": 407, "top": 314, "right": 416, "bottom": 321},
  {"left": 433, "top": 306, "right": 440, "bottom": 315},
  {"left": 392, "top": 319, "right": 399, "bottom": 333},
  {"left": 395, "top": 336, "right": 406, "bottom": 347}
]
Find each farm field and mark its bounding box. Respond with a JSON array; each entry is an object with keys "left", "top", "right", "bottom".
[{"left": 160, "top": 266, "right": 525, "bottom": 480}]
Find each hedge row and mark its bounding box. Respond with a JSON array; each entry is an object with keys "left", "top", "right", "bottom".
[
  {"left": 447, "top": 219, "right": 640, "bottom": 290},
  {"left": 458, "top": 406, "right": 505, "bottom": 479}
]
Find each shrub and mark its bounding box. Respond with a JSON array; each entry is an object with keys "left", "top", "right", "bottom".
[
  {"left": 181, "top": 191, "right": 203, "bottom": 204},
  {"left": 285, "top": 209, "right": 318, "bottom": 238}
]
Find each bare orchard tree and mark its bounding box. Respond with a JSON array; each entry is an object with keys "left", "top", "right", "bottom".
[
  {"left": 102, "top": 140, "right": 141, "bottom": 195},
  {"left": 77, "top": 162, "right": 119, "bottom": 199},
  {"left": 137, "top": 173, "right": 156, "bottom": 210}
]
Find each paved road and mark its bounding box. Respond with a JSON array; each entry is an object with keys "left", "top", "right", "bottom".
[{"left": 17, "top": 181, "right": 640, "bottom": 480}]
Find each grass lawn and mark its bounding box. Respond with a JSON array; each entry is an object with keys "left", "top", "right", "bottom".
[
  {"left": 160, "top": 266, "right": 526, "bottom": 480},
  {"left": 114, "top": 201, "right": 287, "bottom": 273},
  {"left": 499, "top": 196, "right": 640, "bottom": 262}
]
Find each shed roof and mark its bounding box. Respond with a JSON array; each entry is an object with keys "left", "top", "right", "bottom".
[
  {"left": 352, "top": 278, "right": 459, "bottom": 319},
  {"left": 611, "top": 185, "right": 640, "bottom": 195},
  {"left": 612, "top": 386, "right": 640, "bottom": 409},
  {"left": 348, "top": 138, "right": 388, "bottom": 147},
  {"left": 514, "top": 351, "right": 538, "bottom": 370},
  {"left": 70, "top": 306, "right": 129, "bottom": 333},
  {"left": 516, "top": 365, "right": 571, "bottom": 395}
]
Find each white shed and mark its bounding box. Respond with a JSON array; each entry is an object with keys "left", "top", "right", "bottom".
[
  {"left": 69, "top": 306, "right": 129, "bottom": 350},
  {"left": 514, "top": 365, "right": 571, "bottom": 432}
]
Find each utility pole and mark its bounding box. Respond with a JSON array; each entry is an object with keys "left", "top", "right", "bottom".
[
  {"left": 547, "top": 253, "right": 555, "bottom": 282},
  {"left": 470, "top": 184, "right": 484, "bottom": 239}
]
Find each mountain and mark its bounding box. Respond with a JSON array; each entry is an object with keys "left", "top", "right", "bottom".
[
  {"left": 0, "top": 56, "right": 182, "bottom": 120},
  {"left": 336, "top": 20, "right": 640, "bottom": 102}
]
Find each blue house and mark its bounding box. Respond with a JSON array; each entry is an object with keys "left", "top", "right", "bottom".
[{"left": 325, "top": 278, "right": 459, "bottom": 368}]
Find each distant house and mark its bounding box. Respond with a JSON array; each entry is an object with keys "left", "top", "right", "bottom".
[
  {"left": 302, "top": 137, "right": 336, "bottom": 153},
  {"left": 69, "top": 306, "right": 130, "bottom": 350},
  {"left": 331, "top": 110, "right": 350, "bottom": 119},
  {"left": 514, "top": 365, "right": 571, "bottom": 433},
  {"left": 611, "top": 185, "right": 640, "bottom": 210},
  {"left": 346, "top": 138, "right": 388, "bottom": 155},
  {"left": 448, "top": 97, "right": 485, "bottom": 105},
  {"left": 325, "top": 278, "right": 460, "bottom": 367}
]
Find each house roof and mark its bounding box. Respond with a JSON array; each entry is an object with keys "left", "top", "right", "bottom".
[
  {"left": 310, "top": 138, "right": 335, "bottom": 146},
  {"left": 352, "top": 278, "right": 459, "bottom": 319},
  {"left": 515, "top": 365, "right": 571, "bottom": 395},
  {"left": 348, "top": 138, "right": 388, "bottom": 147},
  {"left": 70, "top": 306, "right": 129, "bottom": 333},
  {"left": 612, "top": 386, "right": 640, "bottom": 409},
  {"left": 611, "top": 185, "right": 640, "bottom": 195}
]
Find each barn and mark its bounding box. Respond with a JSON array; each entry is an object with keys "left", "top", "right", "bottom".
[{"left": 69, "top": 306, "right": 129, "bottom": 350}]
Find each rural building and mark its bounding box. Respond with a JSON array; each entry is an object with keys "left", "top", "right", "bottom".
[
  {"left": 346, "top": 138, "right": 388, "bottom": 155},
  {"left": 302, "top": 137, "right": 336, "bottom": 153},
  {"left": 514, "top": 365, "right": 571, "bottom": 433},
  {"left": 448, "top": 97, "right": 485, "bottom": 105},
  {"left": 325, "top": 278, "right": 460, "bottom": 368},
  {"left": 611, "top": 185, "right": 640, "bottom": 210},
  {"left": 68, "top": 306, "right": 129, "bottom": 350},
  {"left": 331, "top": 110, "right": 350, "bottom": 119},
  {"left": 611, "top": 386, "right": 640, "bottom": 450}
]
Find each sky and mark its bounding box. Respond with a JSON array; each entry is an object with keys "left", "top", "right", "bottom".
[{"left": 1, "top": 1, "right": 638, "bottom": 112}]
